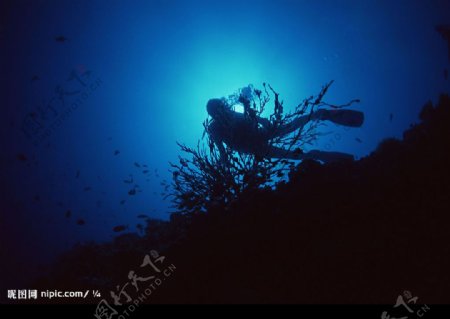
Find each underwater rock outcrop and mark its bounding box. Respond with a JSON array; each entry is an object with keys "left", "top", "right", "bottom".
[{"left": 32, "top": 95, "right": 450, "bottom": 304}]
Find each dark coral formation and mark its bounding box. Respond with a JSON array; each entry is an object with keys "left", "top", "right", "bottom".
[{"left": 34, "top": 95, "right": 450, "bottom": 304}]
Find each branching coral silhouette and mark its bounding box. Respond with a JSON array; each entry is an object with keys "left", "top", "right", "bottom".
[{"left": 168, "top": 81, "right": 359, "bottom": 214}]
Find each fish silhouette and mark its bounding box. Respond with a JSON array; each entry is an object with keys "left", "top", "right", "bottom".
[
  {"left": 55, "top": 35, "right": 68, "bottom": 42},
  {"left": 436, "top": 25, "right": 450, "bottom": 62},
  {"left": 113, "top": 225, "right": 128, "bottom": 232}
]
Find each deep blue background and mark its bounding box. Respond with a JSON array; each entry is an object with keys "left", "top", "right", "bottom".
[{"left": 1, "top": 0, "right": 449, "bottom": 289}]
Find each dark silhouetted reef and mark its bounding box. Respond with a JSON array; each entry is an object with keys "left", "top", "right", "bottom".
[{"left": 34, "top": 95, "right": 450, "bottom": 304}]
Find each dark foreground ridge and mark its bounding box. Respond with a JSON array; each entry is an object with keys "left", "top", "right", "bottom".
[{"left": 34, "top": 95, "right": 450, "bottom": 304}]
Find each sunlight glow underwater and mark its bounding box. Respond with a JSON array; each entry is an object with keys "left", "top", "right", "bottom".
[{"left": 3, "top": 1, "right": 450, "bottom": 293}]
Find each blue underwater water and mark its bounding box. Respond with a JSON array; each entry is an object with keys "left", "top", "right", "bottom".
[{"left": 1, "top": 0, "right": 450, "bottom": 290}]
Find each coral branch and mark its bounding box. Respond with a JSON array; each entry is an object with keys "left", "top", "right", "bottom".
[{"left": 168, "top": 82, "right": 359, "bottom": 214}]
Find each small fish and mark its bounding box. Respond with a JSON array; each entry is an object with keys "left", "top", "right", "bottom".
[
  {"left": 123, "top": 176, "right": 133, "bottom": 184},
  {"left": 76, "top": 219, "right": 85, "bottom": 225},
  {"left": 355, "top": 137, "right": 363, "bottom": 143},
  {"left": 436, "top": 25, "right": 450, "bottom": 62},
  {"left": 137, "top": 214, "right": 149, "bottom": 219},
  {"left": 444, "top": 68, "right": 448, "bottom": 80},
  {"left": 31, "top": 75, "right": 39, "bottom": 82},
  {"left": 134, "top": 162, "right": 141, "bottom": 168},
  {"left": 113, "top": 225, "right": 128, "bottom": 232},
  {"left": 142, "top": 164, "right": 148, "bottom": 168},
  {"left": 114, "top": 150, "right": 120, "bottom": 155},
  {"left": 107, "top": 137, "right": 113, "bottom": 141},
  {"left": 142, "top": 170, "right": 149, "bottom": 174},
  {"left": 120, "top": 199, "right": 126, "bottom": 205},
  {"left": 75, "top": 170, "right": 80, "bottom": 178},
  {"left": 55, "top": 35, "right": 68, "bottom": 42},
  {"left": 128, "top": 188, "right": 136, "bottom": 195},
  {"left": 84, "top": 186, "right": 92, "bottom": 191},
  {"left": 17, "top": 153, "right": 27, "bottom": 161},
  {"left": 65, "top": 210, "right": 71, "bottom": 218},
  {"left": 389, "top": 113, "right": 393, "bottom": 122}
]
